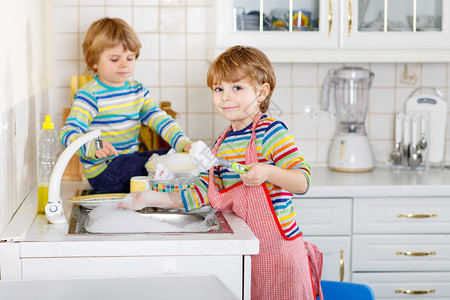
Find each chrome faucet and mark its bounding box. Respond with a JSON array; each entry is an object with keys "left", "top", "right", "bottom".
[{"left": 45, "top": 129, "right": 102, "bottom": 224}]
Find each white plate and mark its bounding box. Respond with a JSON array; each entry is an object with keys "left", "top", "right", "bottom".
[{"left": 68, "top": 193, "right": 127, "bottom": 209}]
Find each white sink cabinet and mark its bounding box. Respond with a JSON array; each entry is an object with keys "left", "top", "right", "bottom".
[{"left": 0, "top": 182, "right": 259, "bottom": 300}]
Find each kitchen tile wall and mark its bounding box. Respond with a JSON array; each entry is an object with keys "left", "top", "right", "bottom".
[
  {"left": 50, "top": 1, "right": 450, "bottom": 167},
  {"left": 0, "top": 0, "right": 52, "bottom": 232},
  {"left": 2, "top": 1, "right": 450, "bottom": 233}
]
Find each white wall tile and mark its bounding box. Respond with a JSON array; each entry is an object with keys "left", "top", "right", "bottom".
[
  {"left": 293, "top": 63, "right": 317, "bottom": 87},
  {"left": 187, "top": 33, "right": 209, "bottom": 59},
  {"left": 369, "top": 114, "right": 394, "bottom": 140},
  {"left": 213, "top": 113, "right": 231, "bottom": 138},
  {"left": 160, "top": 34, "right": 186, "bottom": 59},
  {"left": 106, "top": 6, "right": 132, "bottom": 25},
  {"left": 134, "top": 0, "right": 159, "bottom": 5},
  {"left": 187, "top": 87, "right": 212, "bottom": 113},
  {"left": 317, "top": 139, "right": 332, "bottom": 163},
  {"left": 53, "top": 7, "right": 78, "bottom": 33},
  {"left": 295, "top": 139, "right": 317, "bottom": 163},
  {"left": 370, "top": 88, "right": 395, "bottom": 113},
  {"left": 422, "top": 63, "right": 447, "bottom": 87},
  {"left": 161, "top": 0, "right": 186, "bottom": 5},
  {"left": 160, "top": 87, "right": 187, "bottom": 113},
  {"left": 292, "top": 118, "right": 318, "bottom": 140},
  {"left": 79, "top": 7, "right": 106, "bottom": 32},
  {"left": 106, "top": 0, "right": 132, "bottom": 5},
  {"left": 53, "top": 34, "right": 79, "bottom": 60},
  {"left": 187, "top": 0, "right": 211, "bottom": 5},
  {"left": 273, "top": 63, "right": 292, "bottom": 87},
  {"left": 371, "top": 63, "right": 396, "bottom": 87},
  {"left": 134, "top": 61, "right": 160, "bottom": 86},
  {"left": 187, "top": 114, "right": 213, "bottom": 140},
  {"left": 292, "top": 87, "right": 319, "bottom": 113},
  {"left": 80, "top": 0, "right": 105, "bottom": 5},
  {"left": 54, "top": 0, "right": 78, "bottom": 6},
  {"left": 139, "top": 34, "right": 160, "bottom": 60},
  {"left": 271, "top": 87, "right": 292, "bottom": 116},
  {"left": 160, "top": 7, "right": 185, "bottom": 33},
  {"left": 187, "top": 60, "right": 209, "bottom": 86},
  {"left": 160, "top": 61, "right": 186, "bottom": 86},
  {"left": 134, "top": 7, "right": 159, "bottom": 32},
  {"left": 187, "top": 7, "right": 211, "bottom": 33},
  {"left": 53, "top": 61, "right": 80, "bottom": 88}
]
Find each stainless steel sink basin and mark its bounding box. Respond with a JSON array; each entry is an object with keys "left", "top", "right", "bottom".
[{"left": 68, "top": 205, "right": 233, "bottom": 235}]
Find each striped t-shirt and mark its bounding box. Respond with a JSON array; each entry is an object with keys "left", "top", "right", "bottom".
[
  {"left": 60, "top": 77, "right": 191, "bottom": 179},
  {"left": 180, "top": 115, "right": 311, "bottom": 239}
]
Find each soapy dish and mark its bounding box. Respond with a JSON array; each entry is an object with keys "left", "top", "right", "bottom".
[{"left": 68, "top": 194, "right": 128, "bottom": 209}]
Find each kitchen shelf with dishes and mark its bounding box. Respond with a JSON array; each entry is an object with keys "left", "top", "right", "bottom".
[{"left": 210, "top": 0, "right": 450, "bottom": 62}]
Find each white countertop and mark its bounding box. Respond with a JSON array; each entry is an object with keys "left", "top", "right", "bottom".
[
  {"left": 1, "top": 181, "right": 259, "bottom": 258},
  {"left": 2, "top": 165, "right": 450, "bottom": 258},
  {"left": 303, "top": 165, "right": 450, "bottom": 198}
]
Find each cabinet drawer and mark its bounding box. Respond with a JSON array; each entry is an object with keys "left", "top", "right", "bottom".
[
  {"left": 22, "top": 255, "right": 243, "bottom": 296},
  {"left": 353, "top": 197, "right": 450, "bottom": 234},
  {"left": 353, "top": 272, "right": 450, "bottom": 299},
  {"left": 352, "top": 235, "right": 450, "bottom": 271},
  {"left": 304, "top": 236, "right": 351, "bottom": 282},
  {"left": 293, "top": 198, "right": 352, "bottom": 235}
]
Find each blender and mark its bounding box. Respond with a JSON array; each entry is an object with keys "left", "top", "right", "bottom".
[{"left": 321, "top": 67, "right": 375, "bottom": 172}]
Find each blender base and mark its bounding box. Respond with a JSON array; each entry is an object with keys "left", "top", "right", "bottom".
[{"left": 328, "top": 134, "right": 375, "bottom": 172}]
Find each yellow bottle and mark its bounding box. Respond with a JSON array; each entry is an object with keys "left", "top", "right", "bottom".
[
  {"left": 37, "top": 115, "right": 60, "bottom": 215},
  {"left": 37, "top": 185, "right": 49, "bottom": 215}
]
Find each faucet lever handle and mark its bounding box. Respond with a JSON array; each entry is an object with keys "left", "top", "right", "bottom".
[{"left": 95, "top": 137, "right": 103, "bottom": 150}]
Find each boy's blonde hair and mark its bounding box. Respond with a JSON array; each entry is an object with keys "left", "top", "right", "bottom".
[
  {"left": 207, "top": 45, "right": 276, "bottom": 113},
  {"left": 82, "top": 18, "right": 141, "bottom": 71}
]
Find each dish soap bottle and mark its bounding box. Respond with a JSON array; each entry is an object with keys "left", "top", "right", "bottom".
[{"left": 37, "top": 115, "right": 60, "bottom": 215}]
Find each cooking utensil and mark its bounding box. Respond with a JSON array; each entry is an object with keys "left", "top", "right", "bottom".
[
  {"left": 405, "top": 87, "right": 447, "bottom": 167},
  {"left": 392, "top": 113, "right": 403, "bottom": 166},
  {"left": 189, "top": 141, "right": 249, "bottom": 174},
  {"left": 402, "top": 114, "right": 411, "bottom": 166},
  {"left": 418, "top": 113, "right": 428, "bottom": 150},
  {"left": 408, "top": 114, "right": 422, "bottom": 169}
]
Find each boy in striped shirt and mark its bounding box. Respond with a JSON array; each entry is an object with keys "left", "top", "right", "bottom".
[
  {"left": 60, "top": 18, "right": 191, "bottom": 193},
  {"left": 123, "top": 46, "right": 315, "bottom": 299}
]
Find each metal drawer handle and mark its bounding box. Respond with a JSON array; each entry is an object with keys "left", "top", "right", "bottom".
[
  {"left": 347, "top": 0, "right": 352, "bottom": 37},
  {"left": 397, "top": 213, "right": 437, "bottom": 218},
  {"left": 328, "top": 0, "right": 333, "bottom": 36},
  {"left": 339, "top": 249, "right": 344, "bottom": 282},
  {"left": 396, "top": 251, "right": 436, "bottom": 256},
  {"left": 395, "top": 289, "right": 435, "bottom": 295}
]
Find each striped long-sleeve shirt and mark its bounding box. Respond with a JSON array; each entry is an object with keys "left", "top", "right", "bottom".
[
  {"left": 60, "top": 77, "right": 191, "bottom": 179},
  {"left": 180, "top": 115, "right": 311, "bottom": 239}
]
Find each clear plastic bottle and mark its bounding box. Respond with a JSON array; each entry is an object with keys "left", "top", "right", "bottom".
[{"left": 37, "top": 115, "right": 60, "bottom": 215}]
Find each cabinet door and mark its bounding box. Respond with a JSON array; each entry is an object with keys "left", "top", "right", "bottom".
[
  {"left": 211, "top": 0, "right": 339, "bottom": 58},
  {"left": 352, "top": 234, "right": 450, "bottom": 272},
  {"left": 353, "top": 197, "right": 450, "bottom": 234},
  {"left": 341, "top": 0, "right": 450, "bottom": 49},
  {"left": 303, "top": 236, "right": 351, "bottom": 282},
  {"left": 353, "top": 272, "right": 450, "bottom": 300},
  {"left": 294, "top": 198, "right": 352, "bottom": 235}
]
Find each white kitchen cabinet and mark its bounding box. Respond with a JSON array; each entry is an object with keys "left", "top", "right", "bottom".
[
  {"left": 294, "top": 198, "right": 352, "bottom": 282},
  {"left": 352, "top": 196, "right": 450, "bottom": 299},
  {"left": 352, "top": 272, "right": 450, "bottom": 300},
  {"left": 210, "top": 0, "right": 450, "bottom": 62}
]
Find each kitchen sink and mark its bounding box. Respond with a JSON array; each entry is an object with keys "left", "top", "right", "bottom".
[{"left": 68, "top": 204, "right": 233, "bottom": 235}]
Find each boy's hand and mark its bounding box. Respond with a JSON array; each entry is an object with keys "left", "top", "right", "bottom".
[
  {"left": 240, "top": 163, "right": 272, "bottom": 186},
  {"left": 183, "top": 143, "right": 192, "bottom": 153},
  {"left": 95, "top": 140, "right": 118, "bottom": 159}
]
